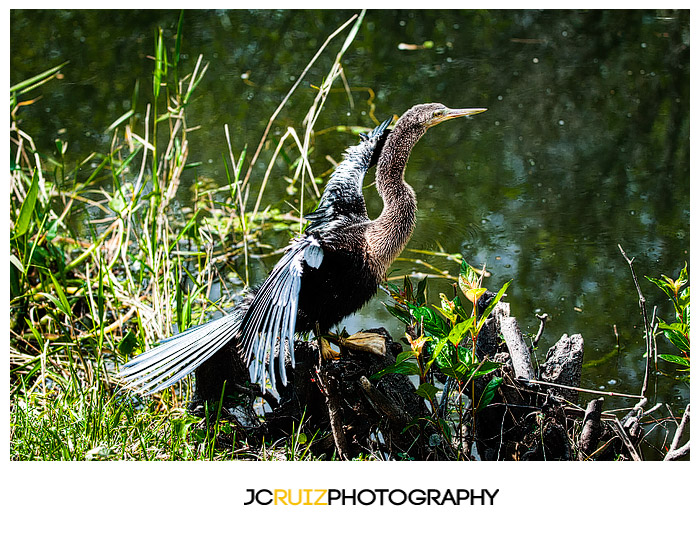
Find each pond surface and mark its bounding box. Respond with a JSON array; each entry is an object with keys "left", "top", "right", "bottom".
[{"left": 11, "top": 10, "right": 690, "bottom": 420}]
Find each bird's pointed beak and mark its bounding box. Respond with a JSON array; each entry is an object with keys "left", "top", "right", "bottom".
[
  {"left": 427, "top": 107, "right": 487, "bottom": 128},
  {"left": 449, "top": 107, "right": 488, "bottom": 118}
]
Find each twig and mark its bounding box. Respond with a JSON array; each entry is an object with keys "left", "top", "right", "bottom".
[
  {"left": 526, "top": 378, "right": 646, "bottom": 399},
  {"left": 664, "top": 442, "right": 690, "bottom": 461},
  {"left": 642, "top": 402, "right": 663, "bottom": 417},
  {"left": 618, "top": 244, "right": 653, "bottom": 398},
  {"left": 611, "top": 417, "right": 643, "bottom": 461},
  {"left": 532, "top": 313, "right": 548, "bottom": 349},
  {"left": 664, "top": 404, "right": 690, "bottom": 461}
]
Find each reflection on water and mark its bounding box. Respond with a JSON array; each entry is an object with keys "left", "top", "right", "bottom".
[{"left": 10, "top": 9, "right": 689, "bottom": 414}]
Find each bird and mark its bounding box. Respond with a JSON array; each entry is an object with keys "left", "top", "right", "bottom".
[{"left": 118, "top": 103, "right": 486, "bottom": 396}]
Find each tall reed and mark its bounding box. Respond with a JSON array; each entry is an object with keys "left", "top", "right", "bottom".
[{"left": 10, "top": 11, "right": 367, "bottom": 460}]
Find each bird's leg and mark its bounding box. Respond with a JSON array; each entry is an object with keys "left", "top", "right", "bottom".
[{"left": 315, "top": 323, "right": 340, "bottom": 361}]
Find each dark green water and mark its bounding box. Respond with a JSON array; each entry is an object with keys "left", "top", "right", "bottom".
[{"left": 11, "top": 10, "right": 689, "bottom": 419}]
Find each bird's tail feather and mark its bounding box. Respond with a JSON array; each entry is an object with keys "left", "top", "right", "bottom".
[{"left": 117, "top": 313, "right": 242, "bottom": 395}]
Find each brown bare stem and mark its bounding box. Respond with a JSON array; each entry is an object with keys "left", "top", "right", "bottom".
[{"left": 618, "top": 244, "right": 653, "bottom": 398}]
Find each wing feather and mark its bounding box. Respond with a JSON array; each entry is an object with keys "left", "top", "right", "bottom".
[
  {"left": 240, "top": 235, "right": 322, "bottom": 392},
  {"left": 118, "top": 118, "right": 392, "bottom": 397},
  {"left": 117, "top": 314, "right": 240, "bottom": 394},
  {"left": 305, "top": 118, "right": 391, "bottom": 233}
]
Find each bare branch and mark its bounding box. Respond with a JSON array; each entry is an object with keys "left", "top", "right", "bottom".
[
  {"left": 618, "top": 244, "right": 653, "bottom": 397},
  {"left": 664, "top": 404, "right": 690, "bottom": 461}
]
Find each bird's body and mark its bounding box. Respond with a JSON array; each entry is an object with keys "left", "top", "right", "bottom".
[{"left": 119, "top": 103, "right": 486, "bottom": 396}]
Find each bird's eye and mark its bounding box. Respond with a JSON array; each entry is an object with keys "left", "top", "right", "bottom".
[{"left": 432, "top": 110, "right": 444, "bottom": 118}]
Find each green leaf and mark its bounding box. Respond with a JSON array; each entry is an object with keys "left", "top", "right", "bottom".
[
  {"left": 9, "top": 61, "right": 69, "bottom": 96},
  {"left": 14, "top": 170, "right": 40, "bottom": 237},
  {"left": 678, "top": 263, "right": 689, "bottom": 286},
  {"left": 370, "top": 351, "right": 419, "bottom": 380},
  {"left": 337, "top": 9, "right": 366, "bottom": 59},
  {"left": 448, "top": 318, "right": 474, "bottom": 345},
  {"left": 106, "top": 109, "right": 135, "bottom": 132},
  {"left": 438, "top": 418, "right": 452, "bottom": 442},
  {"left": 369, "top": 360, "right": 421, "bottom": 380},
  {"left": 476, "top": 377, "right": 503, "bottom": 412},
  {"left": 663, "top": 329, "right": 690, "bottom": 353},
  {"left": 118, "top": 330, "right": 139, "bottom": 356},
  {"left": 465, "top": 360, "right": 502, "bottom": 380},
  {"left": 435, "top": 292, "right": 458, "bottom": 321},
  {"left": 457, "top": 345, "right": 474, "bottom": 367},
  {"left": 415, "top": 382, "right": 439, "bottom": 401},
  {"left": 431, "top": 337, "right": 451, "bottom": 368},
  {"left": 645, "top": 275, "right": 676, "bottom": 302},
  {"left": 658, "top": 320, "right": 688, "bottom": 336},
  {"left": 415, "top": 277, "right": 428, "bottom": 306},
  {"left": 436, "top": 346, "right": 468, "bottom": 381},
  {"left": 477, "top": 279, "right": 512, "bottom": 332},
  {"left": 407, "top": 303, "right": 450, "bottom": 338},
  {"left": 678, "top": 287, "right": 690, "bottom": 315},
  {"left": 171, "top": 414, "right": 200, "bottom": 441},
  {"left": 384, "top": 302, "right": 412, "bottom": 326},
  {"left": 658, "top": 354, "right": 689, "bottom": 366},
  {"left": 403, "top": 276, "right": 414, "bottom": 303},
  {"left": 153, "top": 28, "right": 165, "bottom": 99},
  {"left": 47, "top": 271, "right": 71, "bottom": 316}
]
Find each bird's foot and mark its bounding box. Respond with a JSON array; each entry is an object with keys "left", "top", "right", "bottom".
[
  {"left": 319, "top": 337, "right": 341, "bottom": 361},
  {"left": 326, "top": 330, "right": 387, "bottom": 357}
]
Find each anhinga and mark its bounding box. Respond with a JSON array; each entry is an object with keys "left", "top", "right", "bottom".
[{"left": 118, "top": 103, "right": 486, "bottom": 396}]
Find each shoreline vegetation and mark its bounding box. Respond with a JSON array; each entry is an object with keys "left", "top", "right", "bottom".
[{"left": 9, "top": 13, "right": 689, "bottom": 461}]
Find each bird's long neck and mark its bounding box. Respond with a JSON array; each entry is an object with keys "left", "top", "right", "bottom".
[{"left": 366, "top": 121, "right": 423, "bottom": 272}]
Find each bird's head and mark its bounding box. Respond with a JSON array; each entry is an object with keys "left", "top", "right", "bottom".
[{"left": 400, "top": 102, "right": 487, "bottom": 132}]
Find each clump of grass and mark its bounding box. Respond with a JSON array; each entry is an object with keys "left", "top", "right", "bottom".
[{"left": 10, "top": 12, "right": 367, "bottom": 461}]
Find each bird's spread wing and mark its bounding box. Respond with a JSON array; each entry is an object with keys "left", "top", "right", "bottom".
[
  {"left": 240, "top": 235, "right": 323, "bottom": 392},
  {"left": 305, "top": 118, "right": 392, "bottom": 233},
  {"left": 120, "top": 120, "right": 392, "bottom": 396},
  {"left": 117, "top": 313, "right": 241, "bottom": 394}
]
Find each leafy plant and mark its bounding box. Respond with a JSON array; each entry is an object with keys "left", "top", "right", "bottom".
[
  {"left": 376, "top": 260, "right": 511, "bottom": 456},
  {"left": 646, "top": 263, "right": 690, "bottom": 379}
]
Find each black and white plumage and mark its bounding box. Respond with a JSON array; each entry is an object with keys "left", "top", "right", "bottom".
[{"left": 118, "top": 104, "right": 486, "bottom": 395}]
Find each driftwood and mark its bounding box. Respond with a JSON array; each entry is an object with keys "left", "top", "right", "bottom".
[{"left": 186, "top": 301, "right": 688, "bottom": 461}]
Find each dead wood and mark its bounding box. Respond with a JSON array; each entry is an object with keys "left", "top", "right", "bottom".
[
  {"left": 579, "top": 397, "right": 604, "bottom": 460},
  {"left": 538, "top": 334, "right": 584, "bottom": 404},
  {"left": 184, "top": 299, "right": 683, "bottom": 461}
]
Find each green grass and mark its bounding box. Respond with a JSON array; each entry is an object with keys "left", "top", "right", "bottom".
[{"left": 9, "top": 12, "right": 367, "bottom": 461}]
